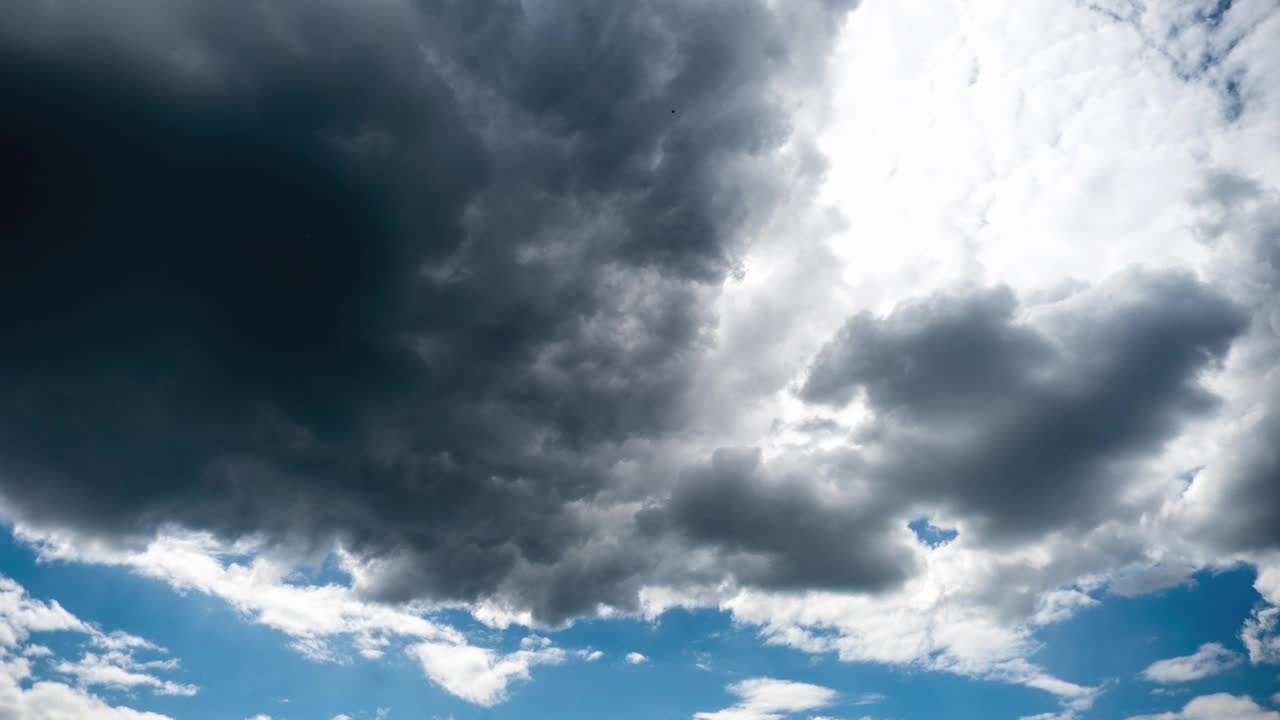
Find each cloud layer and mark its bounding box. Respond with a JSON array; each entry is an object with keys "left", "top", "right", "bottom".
[{"left": 2, "top": 0, "right": 1280, "bottom": 713}]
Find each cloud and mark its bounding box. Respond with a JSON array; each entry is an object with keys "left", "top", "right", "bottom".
[
  {"left": 0, "top": 0, "right": 857, "bottom": 628},
  {"left": 625, "top": 652, "right": 649, "bottom": 665},
  {"left": 1241, "top": 562, "right": 1280, "bottom": 665},
  {"left": 409, "top": 638, "right": 566, "bottom": 707},
  {"left": 2, "top": 0, "right": 1280, "bottom": 713},
  {"left": 695, "top": 678, "right": 838, "bottom": 720},
  {"left": 1141, "top": 643, "right": 1243, "bottom": 684},
  {"left": 1126, "top": 693, "right": 1280, "bottom": 720},
  {"left": 798, "top": 272, "right": 1245, "bottom": 544},
  {"left": 53, "top": 652, "right": 198, "bottom": 697},
  {"left": 17, "top": 527, "right": 462, "bottom": 662},
  {"left": 0, "top": 666, "right": 174, "bottom": 720},
  {"left": 0, "top": 575, "right": 185, "bottom": 719},
  {"left": 635, "top": 267, "right": 1236, "bottom": 708},
  {"left": 640, "top": 446, "right": 918, "bottom": 593}
]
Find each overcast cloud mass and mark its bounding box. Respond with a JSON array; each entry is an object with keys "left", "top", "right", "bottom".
[{"left": 1, "top": 0, "right": 1279, "bottom": 718}]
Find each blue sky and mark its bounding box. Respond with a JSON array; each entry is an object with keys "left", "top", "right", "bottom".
[
  {"left": 1, "top": 1, "right": 1280, "bottom": 719},
  {"left": 2, "top": 525, "right": 1277, "bottom": 720}
]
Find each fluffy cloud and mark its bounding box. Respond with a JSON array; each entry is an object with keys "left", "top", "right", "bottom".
[
  {"left": 17, "top": 526, "right": 603, "bottom": 705},
  {"left": 17, "top": 527, "right": 462, "bottom": 662},
  {"left": 0, "top": 576, "right": 186, "bottom": 719},
  {"left": 1127, "top": 693, "right": 1280, "bottom": 720},
  {"left": 694, "top": 678, "right": 838, "bottom": 720},
  {"left": 408, "top": 637, "right": 566, "bottom": 707},
  {"left": 625, "top": 652, "right": 649, "bottom": 665},
  {"left": 1240, "top": 561, "right": 1280, "bottom": 665},
  {"left": 1141, "top": 643, "right": 1243, "bottom": 684},
  {"left": 0, "top": 665, "right": 173, "bottom": 720},
  {"left": 0, "top": 0, "right": 856, "bottom": 628}
]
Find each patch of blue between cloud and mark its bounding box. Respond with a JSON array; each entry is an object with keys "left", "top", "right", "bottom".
[
  {"left": 908, "top": 517, "right": 958, "bottom": 548},
  {"left": 1031, "top": 565, "right": 1276, "bottom": 719}
]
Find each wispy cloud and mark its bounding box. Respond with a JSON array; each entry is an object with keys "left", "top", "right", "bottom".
[{"left": 1141, "top": 643, "right": 1242, "bottom": 684}]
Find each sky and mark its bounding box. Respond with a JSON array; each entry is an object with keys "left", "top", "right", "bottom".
[{"left": 0, "top": 0, "right": 1278, "bottom": 719}]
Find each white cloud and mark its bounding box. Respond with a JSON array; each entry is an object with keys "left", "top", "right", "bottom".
[
  {"left": 1242, "top": 562, "right": 1280, "bottom": 665},
  {"left": 851, "top": 693, "right": 885, "bottom": 706},
  {"left": 577, "top": 648, "right": 604, "bottom": 662},
  {"left": 695, "top": 678, "right": 838, "bottom": 720},
  {"left": 0, "top": 575, "right": 183, "bottom": 719},
  {"left": 1031, "top": 591, "right": 1101, "bottom": 627},
  {"left": 687, "top": 539, "right": 1103, "bottom": 710},
  {"left": 625, "top": 652, "right": 649, "bottom": 665},
  {"left": 1141, "top": 643, "right": 1242, "bottom": 683},
  {"left": 12, "top": 526, "right": 610, "bottom": 706},
  {"left": 1126, "top": 693, "right": 1280, "bottom": 720},
  {"left": 36, "top": 627, "right": 196, "bottom": 698},
  {"left": 0, "top": 660, "right": 173, "bottom": 720},
  {"left": 53, "top": 652, "right": 197, "bottom": 696},
  {"left": 0, "top": 576, "right": 89, "bottom": 647},
  {"left": 14, "top": 527, "right": 462, "bottom": 662},
  {"left": 409, "top": 639, "right": 566, "bottom": 706}
]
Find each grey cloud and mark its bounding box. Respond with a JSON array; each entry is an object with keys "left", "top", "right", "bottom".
[
  {"left": 638, "top": 272, "right": 1244, "bottom": 601},
  {"left": 800, "top": 286, "right": 1054, "bottom": 416},
  {"left": 2, "top": 0, "right": 1263, "bottom": 633},
  {"left": 639, "top": 447, "right": 917, "bottom": 593},
  {"left": 802, "top": 271, "right": 1247, "bottom": 543},
  {"left": 0, "top": 0, "right": 855, "bottom": 624},
  {"left": 1183, "top": 171, "right": 1280, "bottom": 554}
]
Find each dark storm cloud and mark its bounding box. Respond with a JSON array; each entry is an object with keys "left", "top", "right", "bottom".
[
  {"left": 640, "top": 447, "right": 916, "bottom": 592},
  {"left": 799, "top": 272, "right": 1247, "bottom": 543},
  {"left": 0, "top": 0, "right": 856, "bottom": 623},
  {"left": 1208, "top": 409, "right": 1280, "bottom": 551},
  {"left": 800, "top": 286, "right": 1054, "bottom": 414}
]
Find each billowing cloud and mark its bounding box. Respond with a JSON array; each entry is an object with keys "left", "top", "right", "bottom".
[
  {"left": 799, "top": 272, "right": 1245, "bottom": 543},
  {"left": 0, "top": 0, "right": 856, "bottom": 627},
  {"left": 1126, "top": 693, "right": 1280, "bottom": 720}
]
